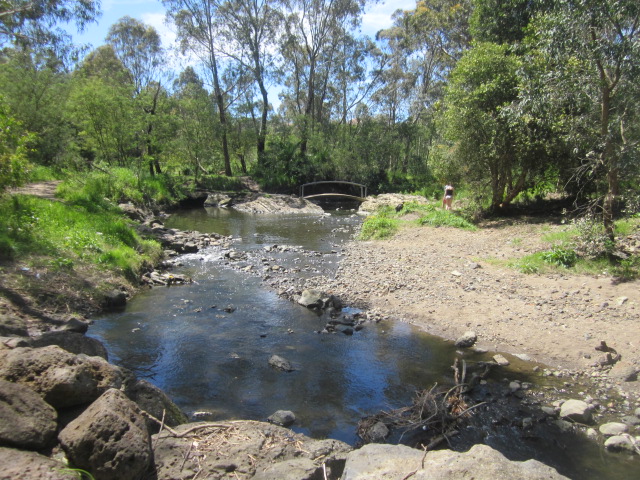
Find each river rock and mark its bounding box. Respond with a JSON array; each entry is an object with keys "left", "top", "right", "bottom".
[
  {"left": 268, "top": 410, "right": 296, "bottom": 426},
  {"left": 0, "top": 447, "right": 77, "bottom": 479},
  {"left": 599, "top": 422, "right": 629, "bottom": 436},
  {"left": 0, "top": 346, "right": 125, "bottom": 408},
  {"left": 59, "top": 317, "right": 90, "bottom": 334},
  {"left": 0, "top": 379, "right": 57, "bottom": 449},
  {"left": 493, "top": 354, "right": 510, "bottom": 366},
  {"left": 30, "top": 331, "right": 108, "bottom": 359},
  {"left": 232, "top": 194, "right": 324, "bottom": 214},
  {"left": 269, "top": 354, "right": 294, "bottom": 372},
  {"left": 152, "top": 421, "right": 351, "bottom": 480},
  {"left": 340, "top": 443, "right": 568, "bottom": 479},
  {"left": 559, "top": 399, "right": 593, "bottom": 424},
  {"left": 103, "top": 289, "right": 127, "bottom": 310},
  {"left": 125, "top": 379, "right": 188, "bottom": 433},
  {"left": 608, "top": 361, "right": 639, "bottom": 382},
  {"left": 297, "top": 289, "right": 341, "bottom": 310},
  {"left": 455, "top": 331, "right": 477, "bottom": 348},
  {"left": 604, "top": 435, "right": 638, "bottom": 454},
  {"left": 118, "top": 203, "right": 148, "bottom": 221},
  {"left": 204, "top": 193, "right": 232, "bottom": 207},
  {"left": 59, "top": 389, "right": 153, "bottom": 480}
]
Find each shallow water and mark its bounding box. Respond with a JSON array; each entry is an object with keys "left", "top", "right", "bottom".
[
  {"left": 89, "top": 207, "right": 639, "bottom": 478},
  {"left": 90, "top": 209, "right": 469, "bottom": 444}
]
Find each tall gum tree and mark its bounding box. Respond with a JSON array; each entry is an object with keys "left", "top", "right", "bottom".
[
  {"left": 280, "top": 0, "right": 368, "bottom": 156},
  {"left": 107, "top": 17, "right": 167, "bottom": 176},
  {"left": 163, "top": 0, "right": 233, "bottom": 176},
  {"left": 528, "top": 0, "right": 640, "bottom": 240},
  {"left": 216, "top": 0, "right": 281, "bottom": 161}
]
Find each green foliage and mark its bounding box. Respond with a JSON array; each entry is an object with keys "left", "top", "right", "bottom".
[
  {"left": 359, "top": 215, "right": 399, "bottom": 240},
  {"left": 57, "top": 167, "right": 180, "bottom": 208},
  {"left": 613, "top": 257, "right": 640, "bottom": 281},
  {"left": 416, "top": 209, "right": 477, "bottom": 230},
  {"left": 0, "top": 194, "right": 161, "bottom": 279},
  {"left": 0, "top": 100, "right": 33, "bottom": 190},
  {"left": 196, "top": 175, "right": 245, "bottom": 191},
  {"left": 541, "top": 245, "right": 578, "bottom": 268}
]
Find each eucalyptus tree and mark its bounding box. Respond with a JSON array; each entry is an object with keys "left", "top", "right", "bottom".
[
  {"left": 0, "top": 48, "right": 74, "bottom": 166},
  {"left": 69, "top": 46, "right": 140, "bottom": 168},
  {"left": 375, "top": 0, "right": 472, "bottom": 123},
  {"left": 279, "top": 0, "right": 369, "bottom": 155},
  {"left": 0, "top": 0, "right": 100, "bottom": 50},
  {"left": 171, "top": 67, "right": 221, "bottom": 181},
  {"left": 527, "top": 0, "right": 640, "bottom": 239},
  {"left": 440, "top": 42, "right": 552, "bottom": 210},
  {"left": 163, "top": 0, "right": 233, "bottom": 176},
  {"left": 107, "top": 17, "right": 168, "bottom": 175},
  {"left": 215, "top": 0, "right": 281, "bottom": 159}
]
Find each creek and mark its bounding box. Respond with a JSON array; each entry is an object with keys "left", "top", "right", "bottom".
[{"left": 89, "top": 207, "right": 638, "bottom": 479}]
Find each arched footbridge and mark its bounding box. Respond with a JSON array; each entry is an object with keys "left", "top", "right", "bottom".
[{"left": 300, "top": 181, "right": 367, "bottom": 202}]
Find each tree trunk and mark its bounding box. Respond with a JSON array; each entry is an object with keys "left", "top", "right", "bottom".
[
  {"left": 600, "top": 85, "right": 616, "bottom": 242},
  {"left": 209, "top": 45, "right": 232, "bottom": 176}
]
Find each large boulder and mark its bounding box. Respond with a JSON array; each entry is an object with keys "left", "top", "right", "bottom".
[
  {"left": 0, "top": 379, "right": 57, "bottom": 449},
  {"left": 125, "top": 379, "right": 188, "bottom": 433},
  {"left": 0, "top": 447, "right": 77, "bottom": 480},
  {"left": 340, "top": 443, "right": 568, "bottom": 480},
  {"left": 30, "top": 331, "right": 108, "bottom": 359},
  {"left": 58, "top": 389, "right": 153, "bottom": 480},
  {"left": 0, "top": 346, "right": 125, "bottom": 408},
  {"left": 153, "top": 421, "right": 350, "bottom": 480}
]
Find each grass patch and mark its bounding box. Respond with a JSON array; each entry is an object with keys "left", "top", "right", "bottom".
[
  {"left": 359, "top": 215, "right": 399, "bottom": 240},
  {"left": 196, "top": 174, "right": 245, "bottom": 192},
  {"left": 358, "top": 201, "right": 477, "bottom": 240},
  {"left": 57, "top": 167, "right": 182, "bottom": 208},
  {"left": 0, "top": 195, "right": 162, "bottom": 281}
]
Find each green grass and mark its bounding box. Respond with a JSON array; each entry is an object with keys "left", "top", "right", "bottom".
[
  {"left": 359, "top": 216, "right": 399, "bottom": 240},
  {"left": 57, "top": 167, "right": 182, "bottom": 208},
  {"left": 510, "top": 217, "right": 640, "bottom": 279},
  {"left": 0, "top": 195, "right": 162, "bottom": 280},
  {"left": 196, "top": 174, "right": 245, "bottom": 191},
  {"left": 358, "top": 201, "right": 477, "bottom": 240}
]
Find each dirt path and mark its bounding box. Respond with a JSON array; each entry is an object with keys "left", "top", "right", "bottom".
[
  {"left": 329, "top": 217, "right": 640, "bottom": 392},
  {"left": 9, "top": 180, "right": 61, "bottom": 200}
]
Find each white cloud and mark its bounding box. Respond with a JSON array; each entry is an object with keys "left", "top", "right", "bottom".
[{"left": 361, "top": 0, "right": 417, "bottom": 36}]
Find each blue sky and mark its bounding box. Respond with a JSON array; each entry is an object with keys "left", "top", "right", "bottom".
[{"left": 73, "top": 0, "right": 418, "bottom": 50}]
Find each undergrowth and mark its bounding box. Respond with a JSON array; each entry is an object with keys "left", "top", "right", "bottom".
[
  {"left": 0, "top": 194, "right": 162, "bottom": 281},
  {"left": 510, "top": 216, "right": 640, "bottom": 280},
  {"left": 57, "top": 167, "right": 183, "bottom": 208}
]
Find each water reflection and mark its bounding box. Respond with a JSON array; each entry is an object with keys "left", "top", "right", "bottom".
[{"left": 90, "top": 210, "right": 465, "bottom": 444}]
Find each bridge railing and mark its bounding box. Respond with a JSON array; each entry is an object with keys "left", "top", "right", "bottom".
[{"left": 300, "top": 181, "right": 367, "bottom": 199}]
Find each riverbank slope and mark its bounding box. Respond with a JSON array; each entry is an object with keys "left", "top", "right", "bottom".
[{"left": 324, "top": 209, "right": 640, "bottom": 395}]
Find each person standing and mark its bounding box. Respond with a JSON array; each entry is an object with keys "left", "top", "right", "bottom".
[{"left": 443, "top": 184, "right": 454, "bottom": 210}]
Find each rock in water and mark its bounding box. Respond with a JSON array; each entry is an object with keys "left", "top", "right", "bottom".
[
  {"left": 267, "top": 410, "right": 296, "bottom": 427},
  {"left": 455, "top": 331, "right": 478, "bottom": 348},
  {"left": 559, "top": 399, "right": 593, "bottom": 424},
  {"left": 268, "top": 354, "right": 294, "bottom": 372}
]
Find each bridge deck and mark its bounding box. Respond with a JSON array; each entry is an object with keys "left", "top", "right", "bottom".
[
  {"left": 300, "top": 181, "right": 367, "bottom": 201},
  {"left": 303, "top": 193, "right": 366, "bottom": 202}
]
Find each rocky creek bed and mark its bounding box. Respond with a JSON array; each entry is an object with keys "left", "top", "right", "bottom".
[{"left": 1, "top": 192, "right": 639, "bottom": 479}]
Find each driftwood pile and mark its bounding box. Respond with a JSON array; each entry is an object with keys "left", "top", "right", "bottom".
[{"left": 357, "top": 359, "right": 488, "bottom": 449}]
